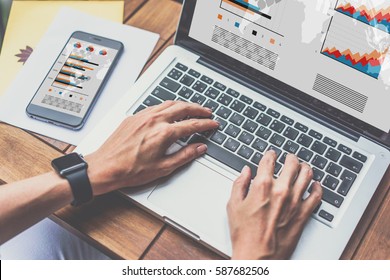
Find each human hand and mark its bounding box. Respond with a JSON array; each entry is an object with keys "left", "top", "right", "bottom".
[
  {"left": 85, "top": 101, "right": 219, "bottom": 196},
  {"left": 227, "top": 151, "right": 322, "bottom": 259}
]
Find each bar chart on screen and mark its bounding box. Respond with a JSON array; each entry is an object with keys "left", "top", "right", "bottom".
[
  {"left": 321, "top": 14, "right": 390, "bottom": 79},
  {"left": 220, "top": 0, "right": 287, "bottom": 37},
  {"left": 335, "top": 0, "right": 390, "bottom": 34}
]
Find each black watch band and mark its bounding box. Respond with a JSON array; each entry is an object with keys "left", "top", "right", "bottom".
[
  {"left": 65, "top": 168, "right": 93, "bottom": 206},
  {"left": 51, "top": 153, "right": 93, "bottom": 207}
]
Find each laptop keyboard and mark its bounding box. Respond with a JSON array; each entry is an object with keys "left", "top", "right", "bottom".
[{"left": 133, "top": 62, "right": 368, "bottom": 225}]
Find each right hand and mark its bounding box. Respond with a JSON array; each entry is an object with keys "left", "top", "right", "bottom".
[{"left": 227, "top": 151, "right": 323, "bottom": 259}]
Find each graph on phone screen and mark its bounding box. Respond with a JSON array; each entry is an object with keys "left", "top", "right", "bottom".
[
  {"left": 335, "top": 0, "right": 390, "bottom": 34},
  {"left": 220, "top": 0, "right": 287, "bottom": 37},
  {"left": 321, "top": 15, "right": 389, "bottom": 79}
]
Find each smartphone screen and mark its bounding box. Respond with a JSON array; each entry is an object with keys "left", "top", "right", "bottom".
[{"left": 27, "top": 31, "right": 123, "bottom": 129}]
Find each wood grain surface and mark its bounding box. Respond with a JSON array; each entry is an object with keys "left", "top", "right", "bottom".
[{"left": 1, "top": 0, "right": 389, "bottom": 260}]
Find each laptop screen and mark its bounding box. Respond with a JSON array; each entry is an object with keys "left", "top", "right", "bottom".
[{"left": 188, "top": 0, "right": 390, "bottom": 133}]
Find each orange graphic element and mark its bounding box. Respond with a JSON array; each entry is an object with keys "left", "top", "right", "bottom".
[
  {"left": 222, "top": 0, "right": 255, "bottom": 15},
  {"left": 218, "top": 14, "right": 223, "bottom": 20},
  {"left": 322, "top": 46, "right": 388, "bottom": 67},
  {"left": 270, "top": 38, "right": 275, "bottom": 44}
]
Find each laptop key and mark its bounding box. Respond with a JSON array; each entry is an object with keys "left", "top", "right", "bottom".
[
  {"left": 242, "top": 120, "right": 259, "bottom": 133},
  {"left": 201, "top": 75, "right": 213, "bottom": 85},
  {"left": 224, "top": 138, "right": 240, "bottom": 152},
  {"left": 326, "top": 162, "right": 342, "bottom": 177},
  {"left": 312, "top": 167, "right": 325, "bottom": 181},
  {"left": 215, "top": 117, "right": 227, "bottom": 131},
  {"left": 180, "top": 74, "right": 195, "bottom": 86},
  {"left": 210, "top": 131, "right": 227, "bottom": 145},
  {"left": 313, "top": 201, "right": 322, "bottom": 214},
  {"left": 175, "top": 63, "right": 188, "bottom": 72},
  {"left": 319, "top": 210, "right": 334, "bottom": 222},
  {"left": 238, "top": 131, "right": 254, "bottom": 145},
  {"left": 256, "top": 126, "right": 272, "bottom": 140},
  {"left": 294, "top": 122, "right": 308, "bottom": 133},
  {"left": 323, "top": 137, "right": 337, "bottom": 147},
  {"left": 267, "top": 145, "right": 282, "bottom": 159},
  {"left": 188, "top": 69, "right": 201, "bottom": 78},
  {"left": 190, "top": 93, "right": 206, "bottom": 105},
  {"left": 225, "top": 124, "right": 241, "bottom": 138},
  {"left": 243, "top": 107, "right": 259, "bottom": 119},
  {"left": 325, "top": 148, "right": 341, "bottom": 162},
  {"left": 213, "top": 81, "right": 226, "bottom": 91},
  {"left": 297, "top": 147, "right": 313, "bottom": 162},
  {"left": 309, "top": 129, "right": 323, "bottom": 140},
  {"left": 340, "top": 155, "right": 363, "bottom": 173},
  {"left": 204, "top": 99, "right": 219, "bottom": 112},
  {"left": 309, "top": 184, "right": 343, "bottom": 208},
  {"left": 252, "top": 138, "right": 268, "bottom": 152},
  {"left": 352, "top": 151, "right": 367, "bottom": 163},
  {"left": 217, "top": 94, "right": 233, "bottom": 106},
  {"left": 160, "top": 77, "right": 181, "bottom": 92},
  {"left": 270, "top": 120, "right": 286, "bottom": 133},
  {"left": 152, "top": 86, "right": 176, "bottom": 101},
  {"left": 281, "top": 115, "right": 294, "bottom": 125},
  {"left": 192, "top": 81, "right": 208, "bottom": 93},
  {"left": 323, "top": 175, "right": 339, "bottom": 190},
  {"left": 230, "top": 100, "right": 246, "bottom": 113},
  {"left": 311, "top": 141, "right": 327, "bottom": 155},
  {"left": 337, "top": 169, "right": 357, "bottom": 196},
  {"left": 256, "top": 113, "right": 272, "bottom": 126},
  {"left": 216, "top": 106, "right": 232, "bottom": 119},
  {"left": 274, "top": 162, "right": 282, "bottom": 175},
  {"left": 283, "top": 127, "right": 299, "bottom": 141},
  {"left": 238, "top": 145, "right": 254, "bottom": 159},
  {"left": 226, "top": 88, "right": 240, "bottom": 98},
  {"left": 229, "top": 112, "right": 245, "bottom": 126},
  {"left": 338, "top": 144, "right": 352, "bottom": 155},
  {"left": 267, "top": 108, "right": 280, "bottom": 118},
  {"left": 178, "top": 86, "right": 194, "bottom": 99},
  {"left": 204, "top": 87, "right": 220, "bottom": 99},
  {"left": 283, "top": 140, "right": 299, "bottom": 154},
  {"left": 239, "top": 95, "right": 253, "bottom": 105},
  {"left": 251, "top": 152, "right": 263, "bottom": 165},
  {"left": 269, "top": 133, "right": 286, "bottom": 147},
  {"left": 297, "top": 134, "right": 313, "bottom": 148},
  {"left": 134, "top": 105, "right": 146, "bottom": 114},
  {"left": 188, "top": 135, "right": 258, "bottom": 178},
  {"left": 311, "top": 155, "right": 328, "bottom": 170},
  {"left": 279, "top": 152, "right": 288, "bottom": 164},
  {"left": 253, "top": 101, "right": 267, "bottom": 111},
  {"left": 168, "top": 68, "right": 183, "bottom": 80},
  {"left": 143, "top": 95, "right": 162, "bottom": 107}
]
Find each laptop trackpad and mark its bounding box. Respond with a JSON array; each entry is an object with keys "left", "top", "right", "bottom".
[{"left": 147, "top": 161, "right": 233, "bottom": 252}]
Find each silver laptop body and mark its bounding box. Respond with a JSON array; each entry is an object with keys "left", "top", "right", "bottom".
[{"left": 77, "top": 0, "right": 390, "bottom": 259}]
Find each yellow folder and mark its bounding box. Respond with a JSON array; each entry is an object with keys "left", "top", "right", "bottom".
[{"left": 0, "top": 0, "right": 124, "bottom": 96}]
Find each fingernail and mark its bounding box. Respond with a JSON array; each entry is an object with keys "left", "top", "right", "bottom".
[
  {"left": 196, "top": 144, "right": 207, "bottom": 154},
  {"left": 241, "top": 165, "right": 249, "bottom": 173},
  {"left": 206, "top": 108, "right": 213, "bottom": 113}
]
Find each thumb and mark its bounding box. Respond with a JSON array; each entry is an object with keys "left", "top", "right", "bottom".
[{"left": 160, "top": 143, "right": 208, "bottom": 175}]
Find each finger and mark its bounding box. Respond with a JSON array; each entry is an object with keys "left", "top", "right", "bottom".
[
  {"left": 300, "top": 181, "right": 323, "bottom": 218},
  {"left": 250, "top": 150, "right": 277, "bottom": 200},
  {"left": 171, "top": 118, "right": 219, "bottom": 140},
  {"left": 277, "top": 154, "right": 300, "bottom": 189},
  {"left": 290, "top": 163, "right": 313, "bottom": 207},
  {"left": 158, "top": 143, "right": 208, "bottom": 176},
  {"left": 160, "top": 101, "right": 213, "bottom": 122},
  {"left": 230, "top": 165, "right": 252, "bottom": 204}
]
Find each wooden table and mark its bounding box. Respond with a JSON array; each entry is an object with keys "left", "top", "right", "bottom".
[{"left": 1, "top": 0, "right": 389, "bottom": 260}]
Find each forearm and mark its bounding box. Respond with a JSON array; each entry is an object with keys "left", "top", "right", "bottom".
[{"left": 0, "top": 172, "right": 72, "bottom": 245}]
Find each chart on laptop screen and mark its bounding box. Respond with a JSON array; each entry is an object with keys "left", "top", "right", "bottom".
[{"left": 189, "top": 0, "right": 390, "bottom": 132}]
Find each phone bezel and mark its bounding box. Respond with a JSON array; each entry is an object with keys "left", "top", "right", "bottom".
[{"left": 26, "top": 31, "right": 124, "bottom": 130}]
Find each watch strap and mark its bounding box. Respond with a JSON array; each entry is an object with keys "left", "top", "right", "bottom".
[{"left": 66, "top": 167, "right": 93, "bottom": 206}]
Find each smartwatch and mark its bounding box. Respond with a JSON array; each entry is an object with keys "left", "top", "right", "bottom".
[{"left": 51, "top": 153, "right": 93, "bottom": 206}]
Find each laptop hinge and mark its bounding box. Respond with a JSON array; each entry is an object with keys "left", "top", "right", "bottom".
[{"left": 197, "top": 57, "right": 360, "bottom": 143}]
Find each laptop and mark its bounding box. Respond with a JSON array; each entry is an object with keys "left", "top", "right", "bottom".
[{"left": 76, "top": 0, "right": 390, "bottom": 259}]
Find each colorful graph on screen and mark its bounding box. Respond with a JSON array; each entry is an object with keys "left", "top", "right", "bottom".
[
  {"left": 336, "top": 1, "right": 390, "bottom": 33},
  {"left": 220, "top": 0, "right": 286, "bottom": 37},
  {"left": 322, "top": 47, "right": 388, "bottom": 79},
  {"left": 321, "top": 14, "right": 390, "bottom": 79}
]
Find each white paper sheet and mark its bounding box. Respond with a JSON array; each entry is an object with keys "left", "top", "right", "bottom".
[{"left": 0, "top": 7, "right": 159, "bottom": 145}]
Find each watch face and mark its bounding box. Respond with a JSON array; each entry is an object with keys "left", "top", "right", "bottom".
[{"left": 52, "top": 153, "right": 85, "bottom": 172}]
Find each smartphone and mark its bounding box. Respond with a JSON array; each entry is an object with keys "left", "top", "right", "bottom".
[{"left": 26, "top": 31, "right": 124, "bottom": 130}]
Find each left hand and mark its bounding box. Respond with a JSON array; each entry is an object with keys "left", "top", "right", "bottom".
[{"left": 85, "top": 101, "right": 219, "bottom": 196}]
